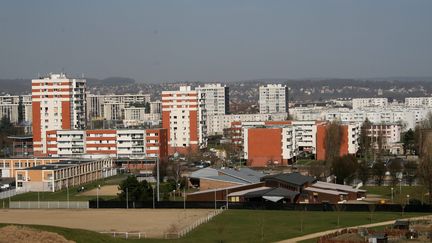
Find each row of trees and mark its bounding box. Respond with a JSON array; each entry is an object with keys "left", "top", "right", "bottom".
[{"left": 0, "top": 116, "right": 25, "bottom": 157}]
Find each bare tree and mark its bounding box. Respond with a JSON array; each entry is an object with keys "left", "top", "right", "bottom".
[
  {"left": 324, "top": 121, "right": 343, "bottom": 166},
  {"left": 418, "top": 129, "right": 432, "bottom": 204}
]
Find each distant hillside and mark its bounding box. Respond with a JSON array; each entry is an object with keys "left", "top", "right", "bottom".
[{"left": 0, "top": 77, "right": 136, "bottom": 95}]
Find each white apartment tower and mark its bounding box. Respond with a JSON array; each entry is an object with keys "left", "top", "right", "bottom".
[
  {"left": 195, "top": 84, "right": 229, "bottom": 116},
  {"left": 32, "top": 73, "right": 86, "bottom": 156},
  {"left": 259, "top": 84, "right": 289, "bottom": 114},
  {"left": 162, "top": 86, "right": 207, "bottom": 154}
]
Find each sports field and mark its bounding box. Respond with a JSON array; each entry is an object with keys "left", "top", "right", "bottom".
[{"left": 0, "top": 209, "right": 213, "bottom": 238}]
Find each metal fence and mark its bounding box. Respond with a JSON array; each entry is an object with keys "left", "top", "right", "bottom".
[
  {"left": 9, "top": 201, "right": 89, "bottom": 209},
  {"left": 0, "top": 189, "right": 25, "bottom": 200},
  {"left": 100, "top": 232, "right": 146, "bottom": 239}
]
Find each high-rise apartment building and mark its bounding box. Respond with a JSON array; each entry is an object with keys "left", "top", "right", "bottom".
[
  {"left": 195, "top": 84, "right": 229, "bottom": 116},
  {"left": 259, "top": 84, "right": 289, "bottom": 114},
  {"left": 162, "top": 86, "right": 207, "bottom": 154},
  {"left": 32, "top": 73, "right": 86, "bottom": 156}
]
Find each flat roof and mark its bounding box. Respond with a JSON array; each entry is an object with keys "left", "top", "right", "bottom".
[
  {"left": 25, "top": 160, "right": 93, "bottom": 171},
  {"left": 305, "top": 187, "right": 348, "bottom": 196},
  {"left": 313, "top": 181, "right": 366, "bottom": 193}
]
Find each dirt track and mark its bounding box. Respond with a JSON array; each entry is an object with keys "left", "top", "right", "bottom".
[
  {"left": 0, "top": 209, "right": 213, "bottom": 238},
  {"left": 77, "top": 185, "right": 119, "bottom": 196}
]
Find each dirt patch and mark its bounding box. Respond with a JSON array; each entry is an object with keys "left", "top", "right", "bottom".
[
  {"left": 0, "top": 225, "right": 74, "bottom": 243},
  {"left": 77, "top": 185, "right": 119, "bottom": 196},
  {"left": 0, "top": 209, "right": 215, "bottom": 238}
]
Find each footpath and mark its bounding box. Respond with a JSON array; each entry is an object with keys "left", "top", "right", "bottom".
[{"left": 277, "top": 215, "right": 432, "bottom": 243}]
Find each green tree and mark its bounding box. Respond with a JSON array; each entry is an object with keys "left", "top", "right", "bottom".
[
  {"left": 331, "top": 155, "right": 358, "bottom": 184},
  {"left": 18, "top": 98, "right": 24, "bottom": 124},
  {"left": 359, "top": 119, "right": 372, "bottom": 160},
  {"left": 145, "top": 102, "right": 151, "bottom": 114},
  {"left": 404, "top": 160, "right": 417, "bottom": 186},
  {"left": 372, "top": 160, "right": 386, "bottom": 186},
  {"left": 357, "top": 160, "right": 370, "bottom": 185},
  {"left": 118, "top": 175, "right": 153, "bottom": 201},
  {"left": 402, "top": 129, "right": 416, "bottom": 155},
  {"left": 387, "top": 160, "right": 402, "bottom": 186}
]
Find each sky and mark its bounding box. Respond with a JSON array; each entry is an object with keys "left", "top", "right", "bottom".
[{"left": 0, "top": 0, "right": 431, "bottom": 82}]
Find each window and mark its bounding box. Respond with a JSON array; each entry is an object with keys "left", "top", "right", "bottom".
[{"left": 17, "top": 182, "right": 23, "bottom": 187}]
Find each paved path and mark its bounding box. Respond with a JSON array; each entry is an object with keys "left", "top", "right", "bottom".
[{"left": 277, "top": 215, "right": 432, "bottom": 243}]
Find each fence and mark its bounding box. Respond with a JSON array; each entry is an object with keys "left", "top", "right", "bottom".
[
  {"left": 100, "top": 232, "right": 146, "bottom": 239},
  {"left": 175, "top": 208, "right": 224, "bottom": 239},
  {"left": 9, "top": 201, "right": 89, "bottom": 209},
  {"left": 0, "top": 189, "right": 25, "bottom": 200},
  {"left": 89, "top": 200, "right": 432, "bottom": 212}
]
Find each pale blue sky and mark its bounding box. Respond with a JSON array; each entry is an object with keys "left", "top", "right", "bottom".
[{"left": 0, "top": 1, "right": 431, "bottom": 81}]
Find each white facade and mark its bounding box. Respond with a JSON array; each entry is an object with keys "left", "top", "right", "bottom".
[
  {"left": 162, "top": 86, "right": 207, "bottom": 150},
  {"left": 207, "top": 113, "right": 289, "bottom": 136},
  {"left": 123, "top": 107, "right": 161, "bottom": 127},
  {"left": 150, "top": 100, "right": 162, "bottom": 114},
  {"left": 87, "top": 93, "right": 151, "bottom": 120},
  {"left": 259, "top": 84, "right": 288, "bottom": 114},
  {"left": 195, "top": 84, "right": 229, "bottom": 116},
  {"left": 32, "top": 73, "right": 86, "bottom": 155},
  {"left": 116, "top": 130, "right": 146, "bottom": 158},
  {"left": 405, "top": 97, "right": 432, "bottom": 107},
  {"left": 292, "top": 121, "right": 318, "bottom": 154},
  {"left": 352, "top": 98, "right": 388, "bottom": 109},
  {"left": 0, "top": 95, "right": 32, "bottom": 125}
]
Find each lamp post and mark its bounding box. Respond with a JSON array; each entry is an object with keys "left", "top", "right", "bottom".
[
  {"left": 391, "top": 187, "right": 394, "bottom": 203},
  {"left": 66, "top": 184, "right": 69, "bottom": 209},
  {"left": 156, "top": 157, "right": 160, "bottom": 202},
  {"left": 97, "top": 185, "right": 100, "bottom": 209},
  {"left": 126, "top": 187, "right": 129, "bottom": 209},
  {"left": 334, "top": 176, "right": 337, "bottom": 184},
  {"left": 399, "top": 178, "right": 402, "bottom": 195},
  {"left": 407, "top": 194, "right": 410, "bottom": 205},
  {"left": 152, "top": 185, "right": 155, "bottom": 209}
]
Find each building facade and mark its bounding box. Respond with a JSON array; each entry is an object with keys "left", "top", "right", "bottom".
[
  {"left": 32, "top": 73, "right": 86, "bottom": 156},
  {"left": 162, "top": 86, "right": 207, "bottom": 154},
  {"left": 352, "top": 98, "right": 388, "bottom": 109},
  {"left": 45, "top": 128, "right": 168, "bottom": 160},
  {"left": 15, "top": 159, "right": 115, "bottom": 192},
  {"left": 259, "top": 84, "right": 289, "bottom": 114},
  {"left": 195, "top": 83, "right": 229, "bottom": 116}
]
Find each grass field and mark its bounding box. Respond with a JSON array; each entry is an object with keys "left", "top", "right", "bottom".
[
  {"left": 362, "top": 185, "right": 429, "bottom": 204},
  {"left": 1, "top": 174, "right": 127, "bottom": 205},
  {"left": 0, "top": 210, "right": 428, "bottom": 243}
]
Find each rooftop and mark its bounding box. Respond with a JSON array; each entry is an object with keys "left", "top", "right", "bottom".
[
  {"left": 25, "top": 160, "right": 93, "bottom": 171},
  {"left": 261, "top": 172, "right": 316, "bottom": 186}
]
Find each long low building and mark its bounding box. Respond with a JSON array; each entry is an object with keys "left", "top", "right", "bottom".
[
  {"left": 15, "top": 158, "right": 116, "bottom": 192},
  {"left": 45, "top": 128, "right": 168, "bottom": 160},
  {"left": 187, "top": 172, "right": 366, "bottom": 204},
  {"left": 0, "top": 158, "right": 61, "bottom": 178}
]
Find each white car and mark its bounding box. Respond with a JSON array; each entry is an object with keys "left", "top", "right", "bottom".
[{"left": 0, "top": 184, "right": 10, "bottom": 190}]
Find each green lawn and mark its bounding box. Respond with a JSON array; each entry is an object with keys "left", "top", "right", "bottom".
[
  {"left": 0, "top": 210, "right": 428, "bottom": 243},
  {"left": 1, "top": 174, "right": 127, "bottom": 205},
  {"left": 362, "top": 185, "right": 429, "bottom": 204}
]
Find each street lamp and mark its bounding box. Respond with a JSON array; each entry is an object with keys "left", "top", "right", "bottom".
[
  {"left": 391, "top": 187, "right": 394, "bottom": 203},
  {"left": 96, "top": 185, "right": 100, "bottom": 209},
  {"left": 334, "top": 176, "right": 337, "bottom": 184},
  {"left": 407, "top": 194, "right": 410, "bottom": 205},
  {"left": 152, "top": 185, "right": 155, "bottom": 209}
]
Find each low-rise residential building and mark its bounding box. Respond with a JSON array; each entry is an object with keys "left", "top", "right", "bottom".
[
  {"left": 352, "top": 98, "right": 388, "bottom": 109},
  {"left": 15, "top": 158, "right": 115, "bottom": 192},
  {"left": 45, "top": 128, "right": 168, "bottom": 160},
  {"left": 230, "top": 120, "right": 359, "bottom": 166},
  {"left": 207, "top": 113, "right": 288, "bottom": 136}
]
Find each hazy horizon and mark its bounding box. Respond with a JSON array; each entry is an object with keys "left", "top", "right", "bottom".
[{"left": 1, "top": 1, "right": 431, "bottom": 82}]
